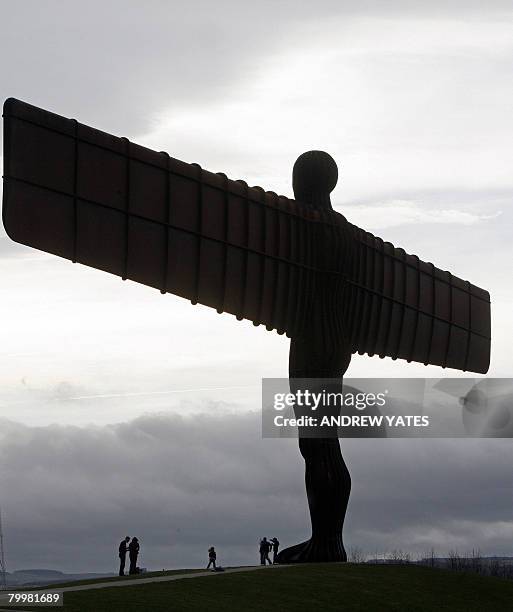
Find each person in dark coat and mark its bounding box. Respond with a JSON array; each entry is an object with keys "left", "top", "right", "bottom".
[
  {"left": 259, "top": 537, "right": 272, "bottom": 565},
  {"left": 128, "top": 537, "right": 140, "bottom": 575},
  {"left": 270, "top": 538, "right": 280, "bottom": 564},
  {"left": 118, "top": 536, "right": 130, "bottom": 576},
  {"left": 207, "top": 546, "right": 217, "bottom": 570}
]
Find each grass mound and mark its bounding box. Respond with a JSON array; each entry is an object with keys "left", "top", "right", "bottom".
[{"left": 15, "top": 563, "right": 513, "bottom": 612}]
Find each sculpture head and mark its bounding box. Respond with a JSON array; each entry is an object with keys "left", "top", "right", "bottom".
[{"left": 292, "top": 150, "right": 338, "bottom": 209}]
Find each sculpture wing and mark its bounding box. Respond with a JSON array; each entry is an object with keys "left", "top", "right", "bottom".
[
  {"left": 2, "top": 98, "right": 319, "bottom": 337},
  {"left": 346, "top": 223, "right": 491, "bottom": 373}
]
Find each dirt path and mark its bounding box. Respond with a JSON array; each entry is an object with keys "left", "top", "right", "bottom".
[{"left": 40, "top": 564, "right": 291, "bottom": 593}]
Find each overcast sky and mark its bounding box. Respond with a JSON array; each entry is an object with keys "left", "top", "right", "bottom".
[{"left": 0, "top": 1, "right": 512, "bottom": 573}]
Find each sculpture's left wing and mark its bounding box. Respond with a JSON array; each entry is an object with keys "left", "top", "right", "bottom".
[{"left": 2, "top": 98, "right": 320, "bottom": 338}]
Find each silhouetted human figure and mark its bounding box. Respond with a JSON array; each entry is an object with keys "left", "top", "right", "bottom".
[
  {"left": 207, "top": 547, "right": 217, "bottom": 570},
  {"left": 128, "top": 537, "right": 140, "bottom": 575},
  {"left": 259, "top": 538, "right": 272, "bottom": 565},
  {"left": 270, "top": 538, "right": 280, "bottom": 564},
  {"left": 118, "top": 536, "right": 130, "bottom": 576}
]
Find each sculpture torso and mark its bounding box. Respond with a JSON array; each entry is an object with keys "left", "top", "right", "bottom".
[{"left": 290, "top": 150, "right": 355, "bottom": 378}]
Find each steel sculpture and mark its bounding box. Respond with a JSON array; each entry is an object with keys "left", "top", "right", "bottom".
[{"left": 2, "top": 99, "right": 491, "bottom": 562}]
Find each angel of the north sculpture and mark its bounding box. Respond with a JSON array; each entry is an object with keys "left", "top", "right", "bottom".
[{"left": 2, "top": 99, "right": 491, "bottom": 563}]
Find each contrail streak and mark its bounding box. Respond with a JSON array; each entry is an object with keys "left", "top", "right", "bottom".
[{"left": 62, "top": 385, "right": 258, "bottom": 401}]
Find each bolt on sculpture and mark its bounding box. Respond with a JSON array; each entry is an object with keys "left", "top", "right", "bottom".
[{"left": 2, "top": 99, "right": 491, "bottom": 563}]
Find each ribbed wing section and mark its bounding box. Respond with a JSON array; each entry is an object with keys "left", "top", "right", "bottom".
[
  {"left": 347, "top": 226, "right": 491, "bottom": 373},
  {"left": 2, "top": 98, "right": 320, "bottom": 337}
]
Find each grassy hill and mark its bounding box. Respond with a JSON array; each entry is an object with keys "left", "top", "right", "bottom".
[{"left": 14, "top": 563, "right": 513, "bottom": 612}]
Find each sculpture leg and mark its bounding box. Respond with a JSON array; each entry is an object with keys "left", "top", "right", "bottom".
[
  {"left": 278, "top": 437, "right": 351, "bottom": 562},
  {"left": 277, "top": 338, "right": 351, "bottom": 563}
]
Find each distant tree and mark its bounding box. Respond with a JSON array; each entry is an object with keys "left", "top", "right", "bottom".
[
  {"left": 448, "top": 549, "right": 460, "bottom": 570},
  {"left": 428, "top": 547, "right": 436, "bottom": 568},
  {"left": 389, "top": 549, "right": 404, "bottom": 564},
  {"left": 490, "top": 558, "right": 500, "bottom": 577},
  {"left": 348, "top": 546, "right": 366, "bottom": 563},
  {"left": 471, "top": 548, "right": 482, "bottom": 574}
]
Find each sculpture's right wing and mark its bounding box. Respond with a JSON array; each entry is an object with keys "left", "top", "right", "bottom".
[{"left": 346, "top": 224, "right": 491, "bottom": 374}]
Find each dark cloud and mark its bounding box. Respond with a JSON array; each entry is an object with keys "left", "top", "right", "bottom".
[
  {"left": 0, "top": 411, "right": 301, "bottom": 572},
  {"left": 0, "top": 412, "right": 512, "bottom": 573}
]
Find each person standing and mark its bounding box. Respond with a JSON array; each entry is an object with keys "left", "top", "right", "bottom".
[
  {"left": 207, "top": 546, "right": 217, "bottom": 570},
  {"left": 128, "top": 537, "right": 140, "bottom": 575},
  {"left": 259, "top": 537, "right": 272, "bottom": 565},
  {"left": 118, "top": 536, "right": 130, "bottom": 576},
  {"left": 270, "top": 538, "right": 280, "bottom": 564}
]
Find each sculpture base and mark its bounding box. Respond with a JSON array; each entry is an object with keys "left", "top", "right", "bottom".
[{"left": 276, "top": 535, "right": 347, "bottom": 564}]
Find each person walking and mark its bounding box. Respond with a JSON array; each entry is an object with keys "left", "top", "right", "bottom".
[
  {"left": 118, "top": 536, "right": 130, "bottom": 576},
  {"left": 207, "top": 546, "right": 217, "bottom": 570},
  {"left": 259, "top": 537, "right": 272, "bottom": 565},
  {"left": 270, "top": 538, "right": 280, "bottom": 564},
  {"left": 128, "top": 537, "right": 140, "bottom": 575}
]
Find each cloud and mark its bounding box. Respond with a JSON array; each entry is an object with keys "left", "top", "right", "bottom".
[
  {"left": 339, "top": 199, "right": 502, "bottom": 230},
  {"left": 136, "top": 10, "right": 513, "bottom": 202},
  {"left": 0, "top": 413, "right": 512, "bottom": 573},
  {"left": 0, "top": 1, "right": 344, "bottom": 138}
]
